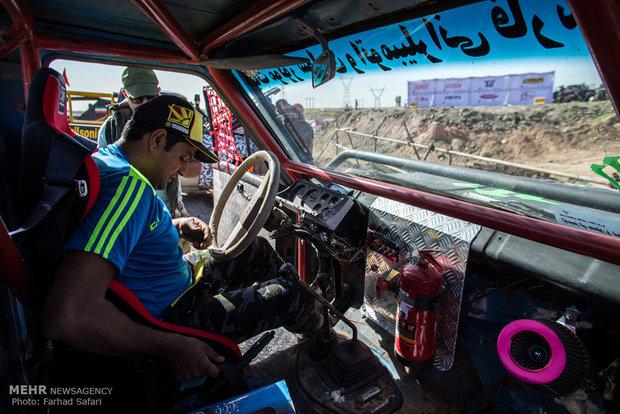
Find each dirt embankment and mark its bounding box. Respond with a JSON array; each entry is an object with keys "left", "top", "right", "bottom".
[{"left": 311, "top": 101, "right": 620, "bottom": 186}]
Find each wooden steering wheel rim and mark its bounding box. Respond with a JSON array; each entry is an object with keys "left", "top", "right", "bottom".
[{"left": 208, "top": 151, "right": 280, "bottom": 261}]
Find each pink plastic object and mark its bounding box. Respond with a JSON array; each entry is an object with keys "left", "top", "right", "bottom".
[{"left": 497, "top": 319, "right": 567, "bottom": 385}]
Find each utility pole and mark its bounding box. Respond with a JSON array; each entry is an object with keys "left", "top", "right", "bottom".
[
  {"left": 370, "top": 87, "right": 385, "bottom": 108},
  {"left": 341, "top": 76, "right": 353, "bottom": 107}
]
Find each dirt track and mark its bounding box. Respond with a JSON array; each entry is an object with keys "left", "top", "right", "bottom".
[{"left": 312, "top": 101, "right": 620, "bottom": 187}]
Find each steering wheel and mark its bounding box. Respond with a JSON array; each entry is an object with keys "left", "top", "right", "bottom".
[{"left": 208, "top": 150, "right": 280, "bottom": 261}]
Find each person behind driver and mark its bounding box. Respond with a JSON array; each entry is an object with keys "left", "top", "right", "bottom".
[
  {"left": 43, "top": 95, "right": 322, "bottom": 382},
  {"left": 274, "top": 98, "right": 314, "bottom": 161}
]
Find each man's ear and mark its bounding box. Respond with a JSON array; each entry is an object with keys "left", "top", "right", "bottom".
[{"left": 147, "top": 129, "right": 167, "bottom": 152}]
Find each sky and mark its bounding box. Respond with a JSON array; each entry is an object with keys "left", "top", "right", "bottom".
[{"left": 49, "top": 60, "right": 210, "bottom": 112}]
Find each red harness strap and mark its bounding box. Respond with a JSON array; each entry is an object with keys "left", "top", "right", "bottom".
[
  {"left": 107, "top": 279, "right": 242, "bottom": 360},
  {"left": 0, "top": 220, "right": 37, "bottom": 311}
]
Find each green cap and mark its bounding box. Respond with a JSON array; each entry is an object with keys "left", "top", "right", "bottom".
[{"left": 121, "top": 67, "right": 159, "bottom": 98}]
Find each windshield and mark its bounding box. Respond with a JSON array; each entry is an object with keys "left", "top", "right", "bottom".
[{"left": 234, "top": 0, "right": 620, "bottom": 237}]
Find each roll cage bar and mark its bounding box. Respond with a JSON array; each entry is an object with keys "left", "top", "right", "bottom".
[{"left": 1, "top": 0, "right": 620, "bottom": 266}]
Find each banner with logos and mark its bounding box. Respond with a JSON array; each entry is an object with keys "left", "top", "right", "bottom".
[
  {"left": 434, "top": 92, "right": 470, "bottom": 107},
  {"left": 407, "top": 72, "right": 554, "bottom": 107},
  {"left": 470, "top": 90, "right": 509, "bottom": 106},
  {"left": 470, "top": 75, "right": 510, "bottom": 91},
  {"left": 407, "top": 93, "right": 433, "bottom": 108},
  {"left": 436, "top": 78, "right": 471, "bottom": 93},
  {"left": 506, "top": 88, "right": 553, "bottom": 105}
]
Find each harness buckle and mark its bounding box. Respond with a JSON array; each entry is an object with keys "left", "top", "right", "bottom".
[{"left": 75, "top": 180, "right": 88, "bottom": 197}]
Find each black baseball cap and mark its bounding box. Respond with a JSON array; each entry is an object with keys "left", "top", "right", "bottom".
[{"left": 132, "top": 95, "right": 217, "bottom": 163}]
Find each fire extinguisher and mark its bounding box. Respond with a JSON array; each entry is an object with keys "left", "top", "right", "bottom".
[{"left": 394, "top": 249, "right": 444, "bottom": 367}]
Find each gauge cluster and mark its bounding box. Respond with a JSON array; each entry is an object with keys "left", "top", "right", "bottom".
[{"left": 276, "top": 180, "right": 355, "bottom": 230}]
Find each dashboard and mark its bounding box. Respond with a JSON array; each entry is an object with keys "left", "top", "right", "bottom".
[{"left": 276, "top": 180, "right": 355, "bottom": 231}]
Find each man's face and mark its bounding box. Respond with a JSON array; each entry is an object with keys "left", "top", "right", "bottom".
[
  {"left": 152, "top": 139, "right": 196, "bottom": 190},
  {"left": 123, "top": 89, "right": 158, "bottom": 112}
]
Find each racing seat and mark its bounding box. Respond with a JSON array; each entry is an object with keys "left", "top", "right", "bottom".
[
  {"left": 1, "top": 68, "right": 243, "bottom": 412},
  {"left": 10, "top": 67, "right": 100, "bottom": 306}
]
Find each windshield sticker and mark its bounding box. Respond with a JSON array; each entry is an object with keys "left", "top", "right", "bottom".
[
  {"left": 452, "top": 182, "right": 558, "bottom": 204},
  {"left": 591, "top": 156, "right": 620, "bottom": 191},
  {"left": 248, "top": 0, "right": 582, "bottom": 88},
  {"left": 552, "top": 205, "right": 620, "bottom": 239}
]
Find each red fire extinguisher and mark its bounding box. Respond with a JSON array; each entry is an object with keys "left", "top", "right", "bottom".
[{"left": 395, "top": 250, "right": 444, "bottom": 367}]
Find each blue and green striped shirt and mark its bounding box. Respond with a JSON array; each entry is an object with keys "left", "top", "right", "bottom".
[{"left": 66, "top": 143, "right": 192, "bottom": 318}]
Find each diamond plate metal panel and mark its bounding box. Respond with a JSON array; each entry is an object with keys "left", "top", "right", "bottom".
[{"left": 364, "top": 197, "right": 481, "bottom": 371}]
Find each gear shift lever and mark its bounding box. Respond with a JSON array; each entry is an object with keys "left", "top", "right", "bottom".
[{"left": 279, "top": 263, "right": 358, "bottom": 342}]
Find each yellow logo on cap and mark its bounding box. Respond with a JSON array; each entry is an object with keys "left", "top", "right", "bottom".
[{"left": 166, "top": 104, "right": 193, "bottom": 132}]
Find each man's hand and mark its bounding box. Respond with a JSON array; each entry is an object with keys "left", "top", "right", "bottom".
[
  {"left": 175, "top": 217, "right": 212, "bottom": 249},
  {"left": 43, "top": 251, "right": 224, "bottom": 381},
  {"left": 164, "top": 335, "right": 225, "bottom": 381}
]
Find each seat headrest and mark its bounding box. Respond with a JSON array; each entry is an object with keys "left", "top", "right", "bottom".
[
  {"left": 18, "top": 68, "right": 98, "bottom": 226},
  {"left": 25, "top": 68, "right": 75, "bottom": 137}
]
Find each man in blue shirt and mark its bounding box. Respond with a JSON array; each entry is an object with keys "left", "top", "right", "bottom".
[
  {"left": 43, "top": 95, "right": 320, "bottom": 382},
  {"left": 98, "top": 67, "right": 191, "bottom": 220}
]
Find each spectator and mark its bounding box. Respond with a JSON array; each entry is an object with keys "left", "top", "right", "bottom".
[
  {"left": 98, "top": 68, "right": 160, "bottom": 148},
  {"left": 275, "top": 99, "right": 314, "bottom": 161}
]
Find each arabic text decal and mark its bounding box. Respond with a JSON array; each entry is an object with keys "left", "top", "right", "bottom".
[{"left": 248, "top": 0, "right": 580, "bottom": 87}]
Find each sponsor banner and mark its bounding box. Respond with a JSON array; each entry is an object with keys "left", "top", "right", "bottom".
[
  {"left": 407, "top": 80, "right": 435, "bottom": 107},
  {"left": 433, "top": 92, "right": 470, "bottom": 107},
  {"left": 436, "top": 78, "right": 471, "bottom": 93},
  {"left": 408, "top": 93, "right": 433, "bottom": 108},
  {"left": 507, "top": 87, "right": 553, "bottom": 105},
  {"left": 470, "top": 90, "right": 508, "bottom": 106},
  {"left": 408, "top": 80, "right": 435, "bottom": 94},
  {"left": 470, "top": 75, "right": 510, "bottom": 91},
  {"left": 407, "top": 72, "right": 555, "bottom": 108},
  {"left": 407, "top": 72, "right": 554, "bottom": 107},
  {"left": 509, "top": 72, "right": 554, "bottom": 89},
  {"left": 70, "top": 124, "right": 100, "bottom": 140}
]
